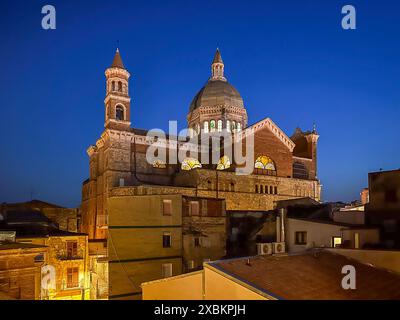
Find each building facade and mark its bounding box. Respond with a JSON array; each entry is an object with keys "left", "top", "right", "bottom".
[
  {"left": 80, "top": 49, "right": 323, "bottom": 299},
  {"left": 0, "top": 241, "right": 47, "bottom": 300}
]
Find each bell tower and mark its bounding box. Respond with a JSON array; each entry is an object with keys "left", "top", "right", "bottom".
[{"left": 104, "top": 48, "right": 131, "bottom": 130}]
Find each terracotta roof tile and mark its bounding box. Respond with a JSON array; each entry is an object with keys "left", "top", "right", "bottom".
[{"left": 211, "top": 250, "right": 400, "bottom": 300}]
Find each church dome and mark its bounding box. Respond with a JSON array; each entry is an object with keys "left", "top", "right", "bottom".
[
  {"left": 189, "top": 79, "right": 244, "bottom": 112},
  {"left": 187, "top": 49, "right": 248, "bottom": 132}
]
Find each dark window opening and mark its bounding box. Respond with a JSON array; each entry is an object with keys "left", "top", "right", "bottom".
[
  {"left": 295, "top": 231, "right": 307, "bottom": 245},
  {"left": 293, "top": 161, "right": 309, "bottom": 180},
  {"left": 163, "top": 233, "right": 171, "bottom": 248},
  {"left": 116, "top": 106, "right": 124, "bottom": 121}
]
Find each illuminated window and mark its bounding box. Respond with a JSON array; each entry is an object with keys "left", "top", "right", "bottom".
[
  {"left": 181, "top": 158, "right": 202, "bottom": 171},
  {"left": 67, "top": 267, "right": 79, "bottom": 288},
  {"left": 216, "top": 155, "right": 231, "bottom": 170},
  {"left": 237, "top": 123, "right": 242, "bottom": 131},
  {"left": 153, "top": 159, "right": 167, "bottom": 168},
  {"left": 187, "top": 260, "right": 195, "bottom": 269},
  {"left": 217, "top": 120, "right": 223, "bottom": 132},
  {"left": 162, "top": 263, "right": 172, "bottom": 278},
  {"left": 204, "top": 121, "right": 209, "bottom": 133},
  {"left": 231, "top": 121, "right": 236, "bottom": 131},
  {"left": 254, "top": 156, "right": 276, "bottom": 175},
  {"left": 66, "top": 241, "right": 78, "bottom": 258},
  {"left": 255, "top": 156, "right": 276, "bottom": 170},
  {"left": 189, "top": 201, "right": 199, "bottom": 216},
  {"left": 116, "top": 105, "right": 124, "bottom": 121},
  {"left": 162, "top": 200, "right": 172, "bottom": 216},
  {"left": 226, "top": 120, "right": 231, "bottom": 132},
  {"left": 210, "top": 120, "right": 216, "bottom": 132},
  {"left": 332, "top": 236, "right": 342, "bottom": 248}
]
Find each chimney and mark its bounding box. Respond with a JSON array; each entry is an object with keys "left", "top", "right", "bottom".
[
  {"left": 276, "top": 208, "right": 286, "bottom": 243},
  {"left": 276, "top": 214, "right": 281, "bottom": 242}
]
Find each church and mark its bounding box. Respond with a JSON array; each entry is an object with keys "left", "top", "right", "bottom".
[{"left": 80, "top": 49, "right": 321, "bottom": 299}]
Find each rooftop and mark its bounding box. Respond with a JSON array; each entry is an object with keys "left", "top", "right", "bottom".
[
  {"left": 209, "top": 250, "right": 400, "bottom": 300},
  {"left": 0, "top": 241, "right": 47, "bottom": 251},
  {"left": 287, "top": 216, "right": 376, "bottom": 229}
]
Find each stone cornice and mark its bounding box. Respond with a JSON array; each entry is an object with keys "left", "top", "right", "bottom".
[
  {"left": 87, "top": 145, "right": 97, "bottom": 157},
  {"left": 104, "top": 95, "right": 131, "bottom": 104},
  {"left": 104, "top": 118, "right": 132, "bottom": 127},
  {"left": 105, "top": 67, "right": 130, "bottom": 79}
]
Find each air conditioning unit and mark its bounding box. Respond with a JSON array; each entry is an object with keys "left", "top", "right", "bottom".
[
  {"left": 256, "top": 243, "right": 273, "bottom": 255},
  {"left": 273, "top": 242, "right": 286, "bottom": 254}
]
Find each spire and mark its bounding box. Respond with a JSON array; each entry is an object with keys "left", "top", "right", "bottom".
[
  {"left": 111, "top": 48, "right": 125, "bottom": 69},
  {"left": 211, "top": 48, "right": 226, "bottom": 81},
  {"left": 212, "top": 48, "right": 223, "bottom": 64}
]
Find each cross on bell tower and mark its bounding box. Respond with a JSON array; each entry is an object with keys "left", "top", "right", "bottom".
[{"left": 104, "top": 48, "right": 131, "bottom": 130}]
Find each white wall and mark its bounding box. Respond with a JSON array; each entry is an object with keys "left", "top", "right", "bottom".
[{"left": 286, "top": 218, "right": 380, "bottom": 253}]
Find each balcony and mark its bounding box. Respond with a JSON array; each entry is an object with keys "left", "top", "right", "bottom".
[{"left": 57, "top": 254, "right": 84, "bottom": 261}]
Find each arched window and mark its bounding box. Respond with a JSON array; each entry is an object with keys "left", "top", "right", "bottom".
[
  {"left": 232, "top": 121, "right": 236, "bottom": 131},
  {"left": 210, "top": 120, "right": 216, "bottom": 132},
  {"left": 181, "top": 158, "right": 202, "bottom": 171},
  {"left": 216, "top": 155, "right": 231, "bottom": 170},
  {"left": 226, "top": 120, "right": 231, "bottom": 132},
  {"left": 217, "top": 120, "right": 223, "bottom": 132},
  {"left": 116, "top": 105, "right": 124, "bottom": 121},
  {"left": 203, "top": 121, "right": 209, "bottom": 133},
  {"left": 118, "top": 81, "right": 123, "bottom": 92},
  {"left": 230, "top": 182, "right": 235, "bottom": 192},
  {"left": 112, "top": 81, "right": 116, "bottom": 91},
  {"left": 237, "top": 123, "right": 242, "bottom": 131},
  {"left": 153, "top": 159, "right": 167, "bottom": 169},
  {"left": 254, "top": 155, "right": 276, "bottom": 175}
]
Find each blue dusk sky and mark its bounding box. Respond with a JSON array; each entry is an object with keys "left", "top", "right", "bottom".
[{"left": 0, "top": 0, "right": 399, "bottom": 207}]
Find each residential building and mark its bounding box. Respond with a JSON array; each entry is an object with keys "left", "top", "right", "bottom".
[
  {"left": 0, "top": 209, "right": 90, "bottom": 300},
  {"left": 0, "top": 239, "right": 48, "bottom": 300},
  {"left": 365, "top": 169, "right": 400, "bottom": 248}
]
